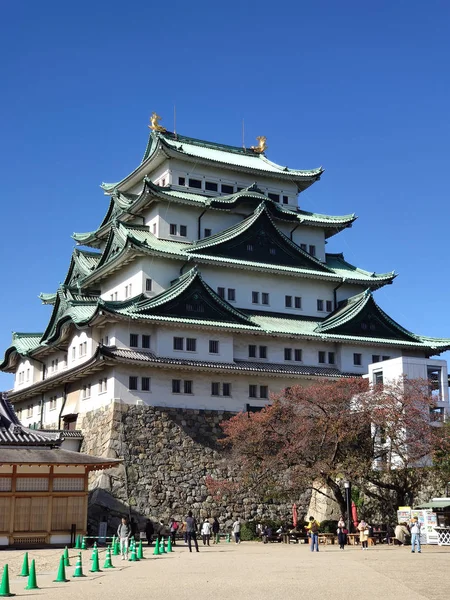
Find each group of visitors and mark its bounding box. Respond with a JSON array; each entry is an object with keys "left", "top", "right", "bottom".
[{"left": 395, "top": 519, "right": 422, "bottom": 552}]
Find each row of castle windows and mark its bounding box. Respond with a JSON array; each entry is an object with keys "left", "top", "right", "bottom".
[
  {"left": 177, "top": 176, "right": 291, "bottom": 205},
  {"left": 128, "top": 375, "right": 268, "bottom": 399}
]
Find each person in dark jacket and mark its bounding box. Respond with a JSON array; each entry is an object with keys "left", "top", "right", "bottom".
[
  {"left": 145, "top": 519, "right": 154, "bottom": 546},
  {"left": 185, "top": 510, "right": 199, "bottom": 553},
  {"left": 212, "top": 517, "right": 220, "bottom": 544}
]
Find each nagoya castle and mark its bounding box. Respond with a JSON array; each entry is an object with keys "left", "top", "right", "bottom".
[{"left": 2, "top": 112, "right": 450, "bottom": 428}]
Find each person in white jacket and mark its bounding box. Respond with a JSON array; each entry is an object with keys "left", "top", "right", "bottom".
[
  {"left": 201, "top": 518, "right": 212, "bottom": 546},
  {"left": 410, "top": 518, "right": 421, "bottom": 553}
]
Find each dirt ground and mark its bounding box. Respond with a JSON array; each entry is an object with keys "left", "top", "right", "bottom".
[{"left": 1, "top": 542, "right": 449, "bottom": 600}]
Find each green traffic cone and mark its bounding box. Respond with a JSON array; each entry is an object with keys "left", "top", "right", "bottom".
[
  {"left": 167, "top": 537, "right": 172, "bottom": 553},
  {"left": 103, "top": 546, "right": 114, "bottom": 569},
  {"left": 75, "top": 535, "right": 81, "bottom": 550},
  {"left": 19, "top": 552, "right": 29, "bottom": 577},
  {"left": 72, "top": 553, "right": 86, "bottom": 578},
  {"left": 53, "top": 555, "right": 69, "bottom": 583},
  {"left": 113, "top": 539, "right": 120, "bottom": 556},
  {"left": 153, "top": 539, "right": 160, "bottom": 556},
  {"left": 90, "top": 542, "right": 97, "bottom": 560},
  {"left": 137, "top": 540, "right": 144, "bottom": 559},
  {"left": 226, "top": 533, "right": 230, "bottom": 543},
  {"left": 63, "top": 546, "right": 71, "bottom": 567},
  {"left": 89, "top": 549, "right": 101, "bottom": 573},
  {"left": 0, "top": 565, "right": 15, "bottom": 597},
  {"left": 128, "top": 544, "right": 138, "bottom": 562},
  {"left": 25, "top": 560, "right": 39, "bottom": 590},
  {"left": 111, "top": 535, "right": 116, "bottom": 550},
  {"left": 81, "top": 536, "right": 87, "bottom": 550}
]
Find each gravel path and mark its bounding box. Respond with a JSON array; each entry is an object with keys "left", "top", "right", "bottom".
[{"left": 0, "top": 542, "right": 449, "bottom": 600}]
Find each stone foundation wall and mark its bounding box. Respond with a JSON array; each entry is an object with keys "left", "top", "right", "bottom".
[{"left": 80, "top": 401, "right": 309, "bottom": 531}]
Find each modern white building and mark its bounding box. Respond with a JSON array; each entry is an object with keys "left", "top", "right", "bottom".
[{"left": 2, "top": 116, "right": 450, "bottom": 429}]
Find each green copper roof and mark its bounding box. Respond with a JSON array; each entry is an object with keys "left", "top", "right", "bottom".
[
  {"left": 75, "top": 216, "right": 395, "bottom": 289},
  {"left": 0, "top": 333, "right": 44, "bottom": 372},
  {"left": 102, "top": 131, "right": 323, "bottom": 194},
  {"left": 63, "top": 248, "right": 101, "bottom": 287},
  {"left": 39, "top": 293, "right": 57, "bottom": 305},
  {"left": 150, "top": 131, "right": 323, "bottom": 179}
]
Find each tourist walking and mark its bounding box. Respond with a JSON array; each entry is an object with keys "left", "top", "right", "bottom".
[
  {"left": 358, "top": 520, "right": 369, "bottom": 550},
  {"left": 212, "top": 517, "right": 220, "bottom": 544},
  {"left": 169, "top": 518, "right": 178, "bottom": 546},
  {"left": 201, "top": 518, "right": 212, "bottom": 546},
  {"left": 185, "top": 511, "right": 199, "bottom": 553},
  {"left": 410, "top": 518, "right": 421, "bottom": 553},
  {"left": 145, "top": 519, "right": 154, "bottom": 546},
  {"left": 117, "top": 516, "right": 131, "bottom": 560},
  {"left": 306, "top": 516, "right": 320, "bottom": 552},
  {"left": 232, "top": 518, "right": 241, "bottom": 544},
  {"left": 337, "top": 516, "right": 346, "bottom": 550}
]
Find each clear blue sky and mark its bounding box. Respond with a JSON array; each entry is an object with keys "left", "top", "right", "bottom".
[{"left": 1, "top": 0, "right": 449, "bottom": 389}]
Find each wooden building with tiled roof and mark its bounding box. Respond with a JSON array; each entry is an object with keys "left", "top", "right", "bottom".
[{"left": 0, "top": 393, "right": 119, "bottom": 546}]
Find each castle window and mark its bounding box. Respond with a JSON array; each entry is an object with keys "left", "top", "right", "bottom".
[
  {"left": 248, "top": 345, "right": 257, "bottom": 358},
  {"left": 178, "top": 177, "right": 186, "bottom": 186},
  {"left": 184, "top": 380, "right": 193, "bottom": 394},
  {"left": 353, "top": 353, "right": 362, "bottom": 366},
  {"left": 146, "top": 278, "right": 152, "bottom": 291},
  {"left": 259, "top": 346, "right": 267, "bottom": 359},
  {"left": 204, "top": 228, "right": 212, "bottom": 237},
  {"left": 227, "top": 288, "right": 236, "bottom": 302},
  {"left": 189, "top": 178, "right": 202, "bottom": 189},
  {"left": 209, "top": 340, "right": 219, "bottom": 354},
  {"left": 309, "top": 245, "right": 316, "bottom": 257},
  {"left": 261, "top": 293, "right": 269, "bottom": 305},
  {"left": 259, "top": 386, "right": 268, "bottom": 399},
  {"left": 27, "top": 404, "right": 33, "bottom": 417},
  {"left": 130, "top": 334, "right": 139, "bottom": 347},
  {"left": 152, "top": 223, "right": 157, "bottom": 234},
  {"left": 172, "top": 379, "right": 181, "bottom": 393},
  {"left": 252, "top": 291, "right": 259, "bottom": 304},
  {"left": 186, "top": 338, "right": 197, "bottom": 352},
  {"left": 99, "top": 378, "right": 107, "bottom": 393},
  {"left": 268, "top": 193, "right": 280, "bottom": 203},
  {"left": 79, "top": 341, "right": 87, "bottom": 357},
  {"left": 142, "top": 335, "right": 151, "bottom": 349},
  {"left": 294, "top": 349, "right": 302, "bottom": 362},
  {"left": 81, "top": 384, "right": 91, "bottom": 399},
  {"left": 318, "top": 351, "right": 326, "bottom": 364},
  {"left": 285, "top": 295, "right": 292, "bottom": 308},
  {"left": 217, "top": 287, "right": 225, "bottom": 299},
  {"left": 185, "top": 301, "right": 204, "bottom": 311},
  {"left": 223, "top": 383, "right": 231, "bottom": 397},
  {"left": 141, "top": 377, "right": 151, "bottom": 392},
  {"left": 372, "top": 355, "right": 380, "bottom": 363},
  {"left": 317, "top": 300, "right": 324, "bottom": 312},
  {"left": 382, "top": 355, "right": 390, "bottom": 361},
  {"left": 249, "top": 385, "right": 257, "bottom": 398},
  {"left": 295, "top": 296, "right": 302, "bottom": 309},
  {"left": 170, "top": 224, "right": 177, "bottom": 235},
  {"left": 211, "top": 382, "right": 220, "bottom": 396},
  {"left": 300, "top": 243, "right": 307, "bottom": 251},
  {"left": 173, "top": 337, "right": 184, "bottom": 350},
  {"left": 49, "top": 396, "right": 57, "bottom": 411},
  {"left": 328, "top": 352, "right": 335, "bottom": 365},
  {"left": 269, "top": 248, "right": 276, "bottom": 255},
  {"left": 72, "top": 347, "right": 76, "bottom": 360},
  {"left": 247, "top": 244, "right": 254, "bottom": 252},
  {"left": 283, "top": 195, "right": 288, "bottom": 204},
  {"left": 205, "top": 181, "right": 218, "bottom": 192},
  {"left": 221, "top": 184, "right": 234, "bottom": 194},
  {"left": 284, "top": 348, "right": 292, "bottom": 361},
  {"left": 180, "top": 225, "right": 187, "bottom": 237},
  {"left": 326, "top": 300, "right": 333, "bottom": 312}
]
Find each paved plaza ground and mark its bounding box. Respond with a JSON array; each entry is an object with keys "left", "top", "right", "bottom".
[{"left": 1, "top": 542, "right": 449, "bottom": 600}]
